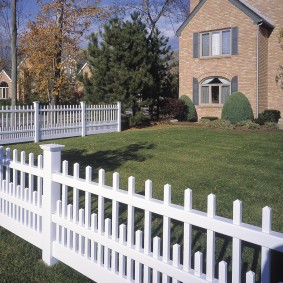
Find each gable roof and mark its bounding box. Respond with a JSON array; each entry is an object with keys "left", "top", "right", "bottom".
[
  {"left": 176, "top": 0, "right": 275, "bottom": 36},
  {"left": 0, "top": 70, "right": 12, "bottom": 82}
]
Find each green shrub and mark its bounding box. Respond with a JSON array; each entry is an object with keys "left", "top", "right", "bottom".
[
  {"left": 130, "top": 111, "right": 150, "bottom": 127},
  {"left": 263, "top": 122, "right": 279, "bottom": 129},
  {"left": 255, "top": 110, "right": 281, "bottom": 125},
  {"left": 179, "top": 95, "right": 197, "bottom": 121},
  {"left": 235, "top": 120, "right": 260, "bottom": 129},
  {"left": 0, "top": 98, "right": 11, "bottom": 107},
  {"left": 210, "top": 119, "right": 233, "bottom": 129},
  {"left": 198, "top": 118, "right": 233, "bottom": 129},
  {"left": 221, "top": 92, "right": 254, "bottom": 124}
]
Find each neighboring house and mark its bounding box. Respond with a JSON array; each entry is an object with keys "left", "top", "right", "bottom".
[
  {"left": 177, "top": 0, "right": 283, "bottom": 119},
  {"left": 0, "top": 70, "right": 12, "bottom": 100}
]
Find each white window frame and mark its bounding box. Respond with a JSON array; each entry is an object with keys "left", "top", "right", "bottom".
[
  {"left": 200, "top": 29, "right": 231, "bottom": 57},
  {"left": 0, "top": 82, "right": 8, "bottom": 99},
  {"left": 200, "top": 77, "right": 231, "bottom": 105}
]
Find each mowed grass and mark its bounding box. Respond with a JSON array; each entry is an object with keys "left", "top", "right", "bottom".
[{"left": 1, "top": 125, "right": 283, "bottom": 282}]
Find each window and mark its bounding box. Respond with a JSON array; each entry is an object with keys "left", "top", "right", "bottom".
[
  {"left": 201, "top": 29, "right": 231, "bottom": 57},
  {"left": 0, "top": 82, "right": 8, "bottom": 99},
  {"left": 200, "top": 77, "right": 230, "bottom": 105}
]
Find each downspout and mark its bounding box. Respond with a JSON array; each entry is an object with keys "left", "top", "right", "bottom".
[{"left": 256, "top": 21, "right": 263, "bottom": 118}]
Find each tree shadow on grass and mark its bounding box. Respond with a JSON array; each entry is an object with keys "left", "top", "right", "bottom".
[{"left": 61, "top": 142, "right": 156, "bottom": 179}]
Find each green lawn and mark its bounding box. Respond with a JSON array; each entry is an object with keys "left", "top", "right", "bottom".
[{"left": 1, "top": 125, "right": 283, "bottom": 282}]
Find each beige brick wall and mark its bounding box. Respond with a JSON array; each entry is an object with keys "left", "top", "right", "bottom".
[
  {"left": 258, "top": 26, "right": 269, "bottom": 112},
  {"left": 179, "top": 0, "right": 283, "bottom": 119},
  {"left": 247, "top": 0, "right": 283, "bottom": 113},
  {"left": 179, "top": 0, "right": 258, "bottom": 119}
]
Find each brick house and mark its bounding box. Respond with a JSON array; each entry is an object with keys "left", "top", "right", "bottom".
[
  {"left": 0, "top": 70, "right": 12, "bottom": 100},
  {"left": 177, "top": 0, "right": 283, "bottom": 119}
]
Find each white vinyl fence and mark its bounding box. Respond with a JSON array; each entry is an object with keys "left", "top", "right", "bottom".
[
  {"left": 0, "top": 145, "right": 282, "bottom": 283},
  {"left": 0, "top": 101, "right": 121, "bottom": 144}
]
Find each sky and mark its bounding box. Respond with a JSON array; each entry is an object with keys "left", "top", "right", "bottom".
[{"left": 22, "top": 0, "right": 182, "bottom": 50}]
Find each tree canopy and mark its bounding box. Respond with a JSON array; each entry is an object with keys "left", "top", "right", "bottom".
[
  {"left": 19, "top": 0, "right": 103, "bottom": 105},
  {"left": 81, "top": 12, "right": 176, "bottom": 115}
]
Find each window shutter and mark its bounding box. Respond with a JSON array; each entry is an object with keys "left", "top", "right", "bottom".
[
  {"left": 231, "top": 76, "right": 238, "bottom": 93},
  {"left": 193, "top": 77, "right": 199, "bottom": 105},
  {"left": 231, "top": 27, "right": 238, "bottom": 55},
  {"left": 193, "top": 32, "right": 199, "bottom": 58}
]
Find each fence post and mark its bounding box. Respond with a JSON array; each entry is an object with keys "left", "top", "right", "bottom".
[
  {"left": 33, "top": 101, "right": 40, "bottom": 143},
  {"left": 117, "top": 101, "right": 121, "bottom": 132},
  {"left": 81, "top": 101, "right": 86, "bottom": 137},
  {"left": 40, "top": 144, "right": 65, "bottom": 266}
]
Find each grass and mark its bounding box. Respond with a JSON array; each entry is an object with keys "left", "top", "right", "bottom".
[{"left": 1, "top": 125, "right": 283, "bottom": 282}]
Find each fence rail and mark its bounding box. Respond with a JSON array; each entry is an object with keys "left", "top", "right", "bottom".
[
  {"left": 0, "top": 102, "right": 121, "bottom": 144},
  {"left": 0, "top": 145, "right": 282, "bottom": 283}
]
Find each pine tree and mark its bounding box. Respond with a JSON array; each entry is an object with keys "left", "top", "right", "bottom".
[
  {"left": 82, "top": 12, "right": 175, "bottom": 116},
  {"left": 82, "top": 13, "right": 152, "bottom": 113}
]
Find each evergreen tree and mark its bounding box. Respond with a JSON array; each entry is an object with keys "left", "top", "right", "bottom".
[
  {"left": 82, "top": 12, "right": 175, "bottom": 116},
  {"left": 82, "top": 13, "right": 152, "bottom": 113}
]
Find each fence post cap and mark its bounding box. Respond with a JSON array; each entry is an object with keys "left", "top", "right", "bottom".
[{"left": 40, "top": 144, "right": 65, "bottom": 152}]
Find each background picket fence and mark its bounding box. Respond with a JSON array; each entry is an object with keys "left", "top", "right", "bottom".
[
  {"left": 0, "top": 145, "right": 282, "bottom": 283},
  {"left": 0, "top": 101, "right": 121, "bottom": 144}
]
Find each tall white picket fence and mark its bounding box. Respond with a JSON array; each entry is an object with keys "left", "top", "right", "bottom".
[
  {"left": 0, "top": 145, "right": 282, "bottom": 283},
  {"left": 0, "top": 101, "right": 121, "bottom": 144}
]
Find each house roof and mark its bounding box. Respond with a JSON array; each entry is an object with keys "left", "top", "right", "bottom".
[
  {"left": 0, "top": 70, "right": 12, "bottom": 82},
  {"left": 176, "top": 0, "right": 275, "bottom": 36}
]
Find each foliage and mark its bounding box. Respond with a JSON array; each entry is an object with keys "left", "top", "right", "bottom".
[
  {"left": 0, "top": 98, "right": 11, "bottom": 106},
  {"left": 221, "top": 92, "right": 254, "bottom": 124},
  {"left": 255, "top": 110, "right": 281, "bottom": 125},
  {"left": 81, "top": 13, "right": 175, "bottom": 117},
  {"left": 129, "top": 111, "right": 150, "bottom": 127},
  {"left": 81, "top": 14, "right": 152, "bottom": 113},
  {"left": 263, "top": 122, "right": 279, "bottom": 129},
  {"left": 19, "top": 0, "right": 102, "bottom": 105},
  {"left": 198, "top": 118, "right": 233, "bottom": 129},
  {"left": 161, "top": 98, "right": 188, "bottom": 121},
  {"left": 201, "top": 116, "right": 218, "bottom": 121},
  {"left": 179, "top": 95, "right": 197, "bottom": 121},
  {"left": 235, "top": 120, "right": 260, "bottom": 129}
]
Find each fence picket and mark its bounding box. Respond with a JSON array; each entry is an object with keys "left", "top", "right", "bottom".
[
  {"left": 232, "top": 200, "right": 242, "bottom": 283},
  {"left": 207, "top": 194, "right": 216, "bottom": 281},
  {"left": 153, "top": 236, "right": 161, "bottom": 283},
  {"left": 163, "top": 184, "right": 171, "bottom": 283}
]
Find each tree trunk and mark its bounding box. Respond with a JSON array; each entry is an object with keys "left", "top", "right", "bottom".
[
  {"left": 51, "top": 1, "right": 64, "bottom": 106},
  {"left": 11, "top": 0, "right": 17, "bottom": 107}
]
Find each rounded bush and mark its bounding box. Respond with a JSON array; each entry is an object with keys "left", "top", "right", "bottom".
[
  {"left": 221, "top": 92, "right": 253, "bottom": 124},
  {"left": 179, "top": 95, "right": 197, "bottom": 122}
]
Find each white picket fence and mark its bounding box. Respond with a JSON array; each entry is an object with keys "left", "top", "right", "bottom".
[
  {"left": 0, "top": 145, "right": 282, "bottom": 283},
  {"left": 0, "top": 101, "right": 121, "bottom": 144}
]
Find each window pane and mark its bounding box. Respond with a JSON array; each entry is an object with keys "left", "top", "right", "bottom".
[
  {"left": 202, "top": 33, "right": 209, "bottom": 56},
  {"left": 222, "top": 30, "right": 231, "bottom": 54},
  {"left": 201, "top": 86, "right": 209, "bottom": 103},
  {"left": 221, "top": 86, "right": 230, "bottom": 104},
  {"left": 212, "top": 32, "right": 220, "bottom": 56},
  {"left": 211, "top": 86, "right": 219, "bottom": 103}
]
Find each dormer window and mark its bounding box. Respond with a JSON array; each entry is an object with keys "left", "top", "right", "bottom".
[{"left": 201, "top": 29, "right": 231, "bottom": 57}]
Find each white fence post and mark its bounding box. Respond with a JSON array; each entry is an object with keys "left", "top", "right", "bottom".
[
  {"left": 33, "top": 101, "right": 40, "bottom": 143},
  {"left": 117, "top": 101, "right": 121, "bottom": 132},
  {"left": 40, "top": 144, "right": 65, "bottom": 266},
  {"left": 81, "top": 101, "right": 86, "bottom": 137}
]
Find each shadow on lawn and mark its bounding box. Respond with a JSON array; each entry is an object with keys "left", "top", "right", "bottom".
[{"left": 61, "top": 142, "right": 156, "bottom": 179}]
